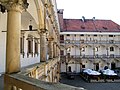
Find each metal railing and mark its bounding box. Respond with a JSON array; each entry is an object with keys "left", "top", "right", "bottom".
[
  {"left": 60, "top": 40, "right": 120, "bottom": 44},
  {"left": 61, "top": 55, "right": 120, "bottom": 59}
]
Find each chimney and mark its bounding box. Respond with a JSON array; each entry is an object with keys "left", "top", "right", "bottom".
[
  {"left": 82, "top": 16, "right": 85, "bottom": 22},
  {"left": 93, "top": 17, "right": 95, "bottom": 21},
  {"left": 57, "top": 9, "right": 64, "bottom": 30},
  {"left": 57, "top": 9, "right": 64, "bottom": 14}
]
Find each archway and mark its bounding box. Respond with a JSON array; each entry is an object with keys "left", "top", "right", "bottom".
[
  {"left": 96, "top": 63, "right": 99, "bottom": 71},
  {"left": 68, "top": 66, "right": 71, "bottom": 72},
  {"left": 111, "top": 62, "right": 116, "bottom": 70}
]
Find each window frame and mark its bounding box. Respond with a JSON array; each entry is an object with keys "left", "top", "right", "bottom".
[{"left": 110, "top": 47, "right": 114, "bottom": 51}]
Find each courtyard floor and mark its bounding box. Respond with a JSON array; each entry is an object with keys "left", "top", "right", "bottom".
[{"left": 60, "top": 74, "right": 120, "bottom": 90}]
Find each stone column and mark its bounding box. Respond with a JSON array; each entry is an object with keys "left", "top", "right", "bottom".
[
  {"left": 6, "top": 2, "right": 24, "bottom": 74},
  {"left": 55, "top": 44, "right": 57, "bottom": 57},
  {"left": 93, "top": 44, "right": 95, "bottom": 58},
  {"left": 57, "top": 45, "right": 59, "bottom": 57},
  {"left": 48, "top": 37, "right": 54, "bottom": 59},
  {"left": 106, "top": 47, "right": 109, "bottom": 57},
  {"left": 56, "top": 45, "right": 58, "bottom": 57},
  {"left": 53, "top": 42, "right": 56, "bottom": 58},
  {"left": 58, "top": 46, "right": 60, "bottom": 57},
  {"left": 57, "top": 62, "right": 60, "bottom": 82},
  {"left": 40, "top": 30, "right": 47, "bottom": 62}
]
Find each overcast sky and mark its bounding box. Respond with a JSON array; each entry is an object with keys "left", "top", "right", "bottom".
[{"left": 56, "top": 0, "right": 120, "bottom": 25}]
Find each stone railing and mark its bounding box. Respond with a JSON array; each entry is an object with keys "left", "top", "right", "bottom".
[
  {"left": 4, "top": 57, "right": 85, "bottom": 90},
  {"left": 4, "top": 74, "right": 84, "bottom": 90}
]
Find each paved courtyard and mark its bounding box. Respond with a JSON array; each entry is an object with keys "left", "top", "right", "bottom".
[{"left": 60, "top": 74, "right": 120, "bottom": 90}]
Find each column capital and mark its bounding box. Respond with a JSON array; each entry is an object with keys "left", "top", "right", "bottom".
[
  {"left": 48, "top": 36, "right": 54, "bottom": 41},
  {"left": 2, "top": 0, "right": 28, "bottom": 13},
  {"left": 39, "top": 29, "right": 48, "bottom": 34}
]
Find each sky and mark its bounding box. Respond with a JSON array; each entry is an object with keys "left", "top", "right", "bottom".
[{"left": 56, "top": 0, "right": 120, "bottom": 25}]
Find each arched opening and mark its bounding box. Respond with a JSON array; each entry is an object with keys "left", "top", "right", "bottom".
[
  {"left": 68, "top": 66, "right": 71, "bottom": 72},
  {"left": 111, "top": 62, "right": 116, "bottom": 70},
  {"left": 96, "top": 63, "right": 99, "bottom": 71}
]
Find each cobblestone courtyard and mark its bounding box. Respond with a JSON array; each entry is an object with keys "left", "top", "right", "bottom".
[{"left": 60, "top": 74, "right": 120, "bottom": 90}]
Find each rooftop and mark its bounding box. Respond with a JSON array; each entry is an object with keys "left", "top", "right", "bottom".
[{"left": 61, "top": 19, "right": 120, "bottom": 32}]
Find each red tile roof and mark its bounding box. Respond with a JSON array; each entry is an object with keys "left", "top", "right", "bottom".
[{"left": 61, "top": 19, "right": 120, "bottom": 32}]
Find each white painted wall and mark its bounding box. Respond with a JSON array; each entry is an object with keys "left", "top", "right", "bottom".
[
  {"left": 0, "top": 13, "right": 7, "bottom": 73},
  {"left": 61, "top": 63, "right": 66, "bottom": 72},
  {"left": 68, "top": 64, "right": 80, "bottom": 73}
]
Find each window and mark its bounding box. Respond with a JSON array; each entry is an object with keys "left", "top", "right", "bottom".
[
  {"left": 82, "top": 65, "right": 85, "bottom": 68},
  {"left": 35, "top": 42, "right": 38, "bottom": 54},
  {"left": 28, "top": 40, "right": 33, "bottom": 53},
  {"left": 94, "top": 35, "right": 97, "bottom": 36},
  {"left": 110, "top": 47, "right": 114, "bottom": 51},
  {"left": 20, "top": 36, "right": 25, "bottom": 57},
  {"left": 60, "top": 35, "right": 64, "bottom": 40},
  {"left": 80, "top": 34, "right": 84, "bottom": 36},
  {"left": 60, "top": 35, "right": 64, "bottom": 43},
  {"left": 20, "top": 37, "right": 23, "bottom": 53},
  {"left": 67, "top": 34, "right": 70, "bottom": 36},
  {"left": 109, "top": 35, "right": 113, "bottom": 37}
]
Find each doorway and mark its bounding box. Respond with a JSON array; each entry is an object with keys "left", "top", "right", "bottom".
[
  {"left": 111, "top": 62, "right": 116, "bottom": 70},
  {"left": 96, "top": 63, "right": 99, "bottom": 71},
  {"left": 68, "top": 66, "right": 71, "bottom": 72}
]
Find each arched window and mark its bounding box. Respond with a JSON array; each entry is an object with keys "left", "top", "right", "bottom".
[
  {"left": 110, "top": 47, "right": 114, "bottom": 51},
  {"left": 68, "top": 66, "right": 71, "bottom": 72}
]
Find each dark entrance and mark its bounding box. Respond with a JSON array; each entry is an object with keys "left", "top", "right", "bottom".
[
  {"left": 96, "top": 63, "right": 99, "bottom": 71},
  {"left": 68, "top": 66, "right": 71, "bottom": 72},
  {"left": 111, "top": 62, "right": 116, "bottom": 70}
]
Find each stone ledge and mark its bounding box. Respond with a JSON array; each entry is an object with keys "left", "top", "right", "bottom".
[{"left": 5, "top": 74, "right": 85, "bottom": 90}]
